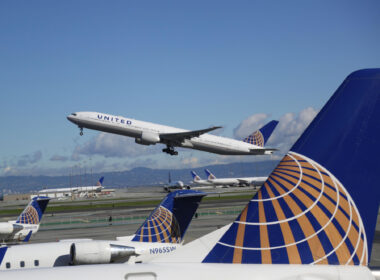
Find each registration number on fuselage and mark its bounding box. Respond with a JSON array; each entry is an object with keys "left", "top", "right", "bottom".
[{"left": 149, "top": 246, "right": 177, "bottom": 255}]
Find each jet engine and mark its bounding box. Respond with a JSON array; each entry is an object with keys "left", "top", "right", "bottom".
[
  {"left": 70, "top": 241, "right": 137, "bottom": 265},
  {"left": 135, "top": 131, "right": 160, "bottom": 145},
  {"left": 0, "top": 223, "right": 23, "bottom": 235}
]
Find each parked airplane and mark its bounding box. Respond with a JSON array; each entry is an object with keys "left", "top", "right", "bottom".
[
  {"left": 190, "top": 171, "right": 214, "bottom": 187},
  {"left": 204, "top": 169, "right": 267, "bottom": 187},
  {"left": 67, "top": 112, "right": 278, "bottom": 156},
  {"left": 6, "top": 69, "right": 380, "bottom": 279},
  {"left": 0, "top": 197, "right": 50, "bottom": 244},
  {"left": 191, "top": 170, "right": 266, "bottom": 188},
  {"left": 163, "top": 172, "right": 189, "bottom": 192},
  {"left": 0, "top": 189, "right": 206, "bottom": 270},
  {"left": 38, "top": 176, "right": 104, "bottom": 195}
]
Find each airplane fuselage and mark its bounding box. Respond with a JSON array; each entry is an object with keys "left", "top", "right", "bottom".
[
  {"left": 67, "top": 112, "right": 273, "bottom": 156},
  {"left": 0, "top": 223, "right": 38, "bottom": 243},
  {"left": 0, "top": 238, "right": 181, "bottom": 270}
]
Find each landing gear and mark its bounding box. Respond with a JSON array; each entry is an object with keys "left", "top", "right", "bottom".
[
  {"left": 79, "top": 127, "right": 83, "bottom": 136},
  {"left": 163, "top": 145, "right": 178, "bottom": 156}
]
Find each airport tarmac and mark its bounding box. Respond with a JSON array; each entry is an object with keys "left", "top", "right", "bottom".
[{"left": 3, "top": 187, "right": 380, "bottom": 266}]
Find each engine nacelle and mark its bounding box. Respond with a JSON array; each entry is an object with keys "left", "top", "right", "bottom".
[
  {"left": 70, "top": 241, "right": 136, "bottom": 265},
  {"left": 0, "top": 223, "right": 23, "bottom": 235},
  {"left": 135, "top": 131, "right": 160, "bottom": 145}
]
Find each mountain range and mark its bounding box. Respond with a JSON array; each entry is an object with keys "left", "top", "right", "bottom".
[{"left": 0, "top": 160, "right": 280, "bottom": 194}]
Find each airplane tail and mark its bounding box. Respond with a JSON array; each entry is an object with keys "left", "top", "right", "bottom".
[
  {"left": 132, "top": 190, "right": 206, "bottom": 243},
  {"left": 204, "top": 169, "right": 216, "bottom": 180},
  {"left": 203, "top": 69, "right": 380, "bottom": 265},
  {"left": 243, "top": 120, "right": 279, "bottom": 147},
  {"left": 191, "top": 171, "right": 201, "bottom": 182},
  {"left": 15, "top": 196, "right": 50, "bottom": 225},
  {"left": 96, "top": 176, "right": 104, "bottom": 187}
]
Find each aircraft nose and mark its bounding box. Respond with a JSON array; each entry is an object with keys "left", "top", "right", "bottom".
[{"left": 67, "top": 114, "right": 78, "bottom": 124}]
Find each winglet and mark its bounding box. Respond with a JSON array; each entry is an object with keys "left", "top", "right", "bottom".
[
  {"left": 132, "top": 190, "right": 206, "bottom": 243},
  {"left": 15, "top": 196, "right": 50, "bottom": 224},
  {"left": 243, "top": 120, "right": 279, "bottom": 147},
  {"left": 203, "top": 69, "right": 380, "bottom": 265},
  {"left": 204, "top": 169, "right": 216, "bottom": 180}
]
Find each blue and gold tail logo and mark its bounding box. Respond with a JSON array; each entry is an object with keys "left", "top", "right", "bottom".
[
  {"left": 17, "top": 205, "right": 40, "bottom": 224},
  {"left": 203, "top": 152, "right": 367, "bottom": 265},
  {"left": 243, "top": 130, "right": 265, "bottom": 147},
  {"left": 133, "top": 206, "right": 181, "bottom": 243},
  {"left": 16, "top": 197, "right": 50, "bottom": 225}
]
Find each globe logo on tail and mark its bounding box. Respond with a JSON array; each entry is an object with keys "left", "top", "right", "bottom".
[
  {"left": 135, "top": 206, "right": 181, "bottom": 243},
  {"left": 206, "top": 152, "right": 367, "bottom": 265},
  {"left": 244, "top": 131, "right": 264, "bottom": 147},
  {"left": 18, "top": 206, "right": 40, "bottom": 224}
]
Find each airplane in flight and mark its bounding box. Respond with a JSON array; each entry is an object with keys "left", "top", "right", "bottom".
[
  {"left": 0, "top": 197, "right": 50, "bottom": 244},
  {"left": 67, "top": 112, "right": 279, "bottom": 156},
  {"left": 6, "top": 69, "right": 380, "bottom": 279},
  {"left": 0, "top": 189, "right": 206, "bottom": 270},
  {"left": 38, "top": 176, "right": 105, "bottom": 196},
  {"left": 194, "top": 169, "right": 267, "bottom": 187}
]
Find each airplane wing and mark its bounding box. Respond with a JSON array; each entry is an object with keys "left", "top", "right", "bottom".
[
  {"left": 160, "top": 126, "right": 222, "bottom": 143},
  {"left": 237, "top": 179, "right": 250, "bottom": 184},
  {"left": 249, "top": 148, "right": 278, "bottom": 155}
]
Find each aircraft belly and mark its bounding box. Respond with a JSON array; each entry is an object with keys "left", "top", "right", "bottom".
[
  {"left": 189, "top": 141, "right": 250, "bottom": 155},
  {"left": 80, "top": 120, "right": 141, "bottom": 138}
]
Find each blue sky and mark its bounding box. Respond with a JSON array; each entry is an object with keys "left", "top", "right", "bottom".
[{"left": 0, "top": 0, "right": 379, "bottom": 177}]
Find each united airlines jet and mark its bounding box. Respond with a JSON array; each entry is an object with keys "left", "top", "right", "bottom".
[
  {"left": 38, "top": 176, "right": 105, "bottom": 195},
  {"left": 6, "top": 69, "right": 380, "bottom": 279},
  {"left": 203, "top": 169, "right": 267, "bottom": 187},
  {"left": 67, "top": 112, "right": 278, "bottom": 156},
  {"left": 0, "top": 190, "right": 206, "bottom": 270},
  {"left": 0, "top": 197, "right": 50, "bottom": 244}
]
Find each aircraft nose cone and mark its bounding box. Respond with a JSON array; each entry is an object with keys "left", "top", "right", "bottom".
[{"left": 67, "top": 115, "right": 77, "bottom": 124}]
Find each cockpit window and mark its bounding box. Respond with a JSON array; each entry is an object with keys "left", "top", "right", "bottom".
[{"left": 71, "top": 113, "right": 77, "bottom": 116}]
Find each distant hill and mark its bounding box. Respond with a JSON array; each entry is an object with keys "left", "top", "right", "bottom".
[{"left": 0, "top": 160, "right": 279, "bottom": 193}]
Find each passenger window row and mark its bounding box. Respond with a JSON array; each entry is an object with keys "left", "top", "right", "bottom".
[{"left": 5, "top": 260, "right": 39, "bottom": 269}]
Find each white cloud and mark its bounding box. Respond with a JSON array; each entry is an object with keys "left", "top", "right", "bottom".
[
  {"left": 233, "top": 113, "right": 270, "bottom": 139},
  {"left": 266, "top": 107, "right": 318, "bottom": 152},
  {"left": 72, "top": 133, "right": 161, "bottom": 159},
  {"left": 17, "top": 151, "right": 43, "bottom": 167},
  {"left": 50, "top": 155, "right": 69, "bottom": 162}
]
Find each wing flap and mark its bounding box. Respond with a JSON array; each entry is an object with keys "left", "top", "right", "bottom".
[{"left": 160, "top": 126, "right": 222, "bottom": 142}]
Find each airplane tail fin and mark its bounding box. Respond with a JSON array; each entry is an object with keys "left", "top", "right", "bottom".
[
  {"left": 204, "top": 169, "right": 216, "bottom": 180},
  {"left": 243, "top": 120, "right": 279, "bottom": 147},
  {"left": 15, "top": 196, "right": 50, "bottom": 225},
  {"left": 96, "top": 176, "right": 104, "bottom": 187},
  {"left": 132, "top": 190, "right": 206, "bottom": 243},
  {"left": 203, "top": 69, "right": 380, "bottom": 265},
  {"left": 191, "top": 171, "right": 201, "bottom": 182}
]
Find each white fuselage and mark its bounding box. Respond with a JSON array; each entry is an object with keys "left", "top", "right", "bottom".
[
  {"left": 0, "top": 236, "right": 181, "bottom": 271},
  {"left": 39, "top": 186, "right": 102, "bottom": 194},
  {"left": 0, "top": 222, "right": 39, "bottom": 243},
  {"left": 207, "top": 176, "right": 268, "bottom": 187},
  {"left": 193, "top": 176, "right": 267, "bottom": 187},
  {"left": 0, "top": 262, "right": 375, "bottom": 280},
  {"left": 67, "top": 112, "right": 271, "bottom": 155}
]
